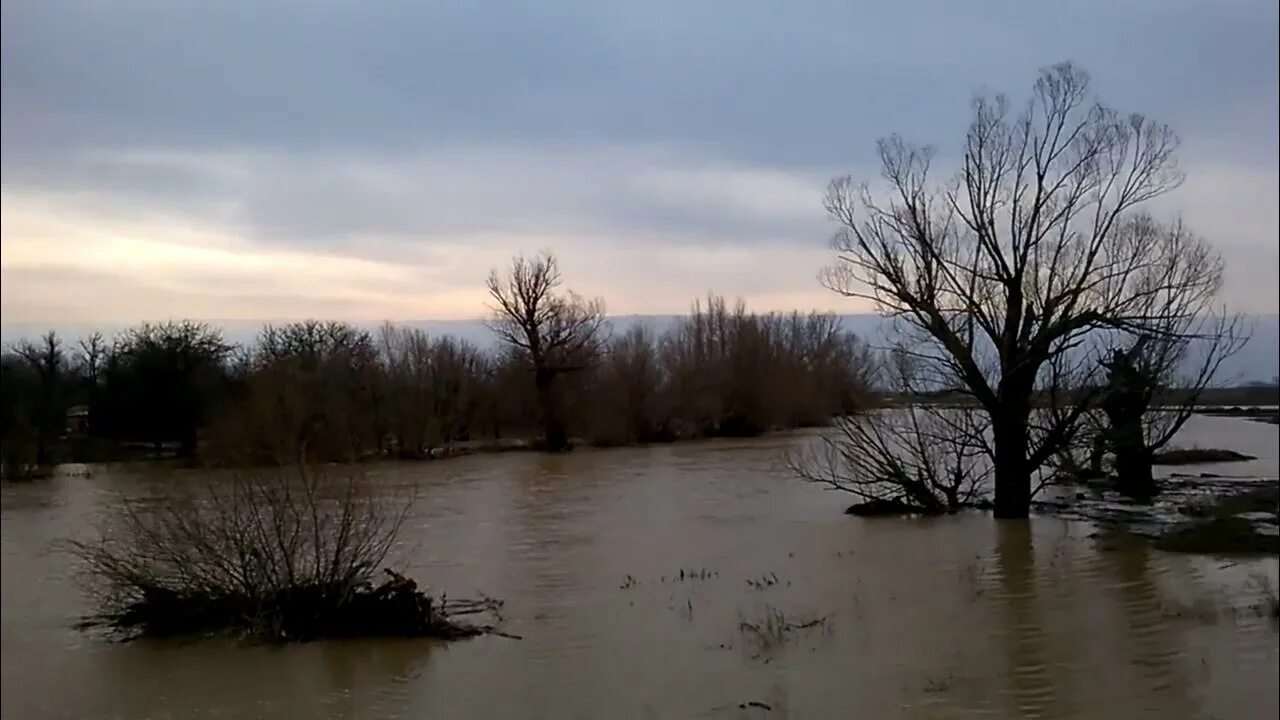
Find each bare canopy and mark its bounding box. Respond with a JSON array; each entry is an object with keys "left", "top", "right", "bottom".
[
  {"left": 820, "top": 62, "right": 1231, "bottom": 518},
  {"left": 486, "top": 252, "right": 607, "bottom": 451}
]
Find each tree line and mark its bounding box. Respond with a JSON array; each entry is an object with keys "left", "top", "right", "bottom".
[
  {"left": 3, "top": 62, "right": 1249, "bottom": 524},
  {"left": 2, "top": 323, "right": 233, "bottom": 471},
  {"left": 1, "top": 259, "right": 872, "bottom": 473}
]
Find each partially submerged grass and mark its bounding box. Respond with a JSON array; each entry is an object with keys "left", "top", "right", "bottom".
[
  {"left": 1152, "top": 448, "right": 1257, "bottom": 465},
  {"left": 923, "top": 672, "right": 957, "bottom": 694},
  {"left": 1246, "top": 574, "right": 1280, "bottom": 621},
  {"left": 1156, "top": 485, "right": 1279, "bottom": 556},
  {"left": 1196, "top": 406, "right": 1280, "bottom": 425},
  {"left": 738, "top": 605, "right": 827, "bottom": 656},
  {"left": 1157, "top": 517, "right": 1278, "bottom": 555},
  {"left": 745, "top": 573, "right": 782, "bottom": 590}
]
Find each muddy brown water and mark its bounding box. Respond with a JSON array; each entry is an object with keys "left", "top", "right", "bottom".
[{"left": 2, "top": 415, "right": 1277, "bottom": 719}]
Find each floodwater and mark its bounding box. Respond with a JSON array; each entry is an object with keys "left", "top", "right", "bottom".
[{"left": 2, "top": 416, "right": 1277, "bottom": 719}]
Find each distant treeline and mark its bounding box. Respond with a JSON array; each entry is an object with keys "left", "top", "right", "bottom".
[
  {"left": 878, "top": 383, "right": 1280, "bottom": 409},
  {"left": 0, "top": 295, "right": 872, "bottom": 470}
]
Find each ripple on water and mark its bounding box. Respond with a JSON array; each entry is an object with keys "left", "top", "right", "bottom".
[{"left": 3, "top": 421, "right": 1278, "bottom": 719}]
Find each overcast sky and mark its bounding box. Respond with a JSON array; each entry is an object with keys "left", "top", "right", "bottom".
[{"left": 2, "top": 0, "right": 1277, "bottom": 323}]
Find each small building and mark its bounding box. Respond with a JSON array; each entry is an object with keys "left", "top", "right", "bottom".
[{"left": 66, "top": 405, "right": 90, "bottom": 437}]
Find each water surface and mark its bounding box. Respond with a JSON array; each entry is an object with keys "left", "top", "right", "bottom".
[{"left": 2, "top": 416, "right": 1277, "bottom": 719}]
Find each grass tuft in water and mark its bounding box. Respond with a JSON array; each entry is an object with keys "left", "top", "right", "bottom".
[
  {"left": 738, "top": 605, "right": 827, "bottom": 656},
  {"left": 1157, "top": 485, "right": 1279, "bottom": 556}
]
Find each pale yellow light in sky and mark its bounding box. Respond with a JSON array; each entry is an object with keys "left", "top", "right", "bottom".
[
  {"left": 11, "top": 155, "right": 1270, "bottom": 325},
  {"left": 0, "top": 192, "right": 491, "bottom": 321},
  {"left": 0, "top": 188, "right": 863, "bottom": 323}
]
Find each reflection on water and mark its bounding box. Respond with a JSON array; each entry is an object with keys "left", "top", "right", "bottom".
[
  {"left": 2, "top": 418, "right": 1277, "bottom": 719},
  {"left": 992, "top": 522, "right": 1053, "bottom": 717}
]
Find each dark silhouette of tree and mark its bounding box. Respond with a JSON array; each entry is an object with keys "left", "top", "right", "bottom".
[
  {"left": 0, "top": 311, "right": 860, "bottom": 467},
  {"left": 1, "top": 353, "right": 40, "bottom": 476},
  {"left": 1095, "top": 312, "right": 1244, "bottom": 498},
  {"left": 789, "top": 348, "right": 987, "bottom": 514},
  {"left": 599, "top": 324, "right": 672, "bottom": 444},
  {"left": 486, "top": 253, "right": 607, "bottom": 452},
  {"left": 220, "top": 321, "right": 382, "bottom": 464},
  {"left": 111, "top": 322, "right": 232, "bottom": 457},
  {"left": 10, "top": 332, "right": 68, "bottom": 466},
  {"left": 1099, "top": 344, "right": 1158, "bottom": 496},
  {"left": 377, "top": 325, "right": 489, "bottom": 456},
  {"left": 72, "top": 332, "right": 107, "bottom": 437},
  {"left": 658, "top": 297, "right": 872, "bottom": 438},
  {"left": 820, "top": 62, "right": 1225, "bottom": 518}
]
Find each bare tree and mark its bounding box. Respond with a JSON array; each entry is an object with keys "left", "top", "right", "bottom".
[
  {"left": 486, "top": 253, "right": 608, "bottom": 451},
  {"left": 76, "top": 333, "right": 106, "bottom": 386},
  {"left": 73, "top": 332, "right": 108, "bottom": 437},
  {"left": 113, "top": 321, "right": 233, "bottom": 457},
  {"left": 12, "top": 332, "right": 67, "bottom": 466},
  {"left": 377, "top": 324, "right": 489, "bottom": 456},
  {"left": 789, "top": 350, "right": 989, "bottom": 514},
  {"left": 227, "top": 321, "right": 381, "bottom": 464},
  {"left": 589, "top": 324, "right": 675, "bottom": 445},
  {"left": 1093, "top": 309, "right": 1245, "bottom": 498},
  {"left": 820, "top": 62, "right": 1227, "bottom": 518}
]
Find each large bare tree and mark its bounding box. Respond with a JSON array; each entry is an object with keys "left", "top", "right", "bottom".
[
  {"left": 821, "top": 62, "right": 1229, "bottom": 518},
  {"left": 486, "top": 253, "right": 608, "bottom": 451}
]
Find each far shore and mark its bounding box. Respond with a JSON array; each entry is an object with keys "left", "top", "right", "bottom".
[{"left": 11, "top": 395, "right": 1278, "bottom": 478}]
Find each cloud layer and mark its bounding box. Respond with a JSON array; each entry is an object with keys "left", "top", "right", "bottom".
[{"left": 3, "top": 0, "right": 1277, "bottom": 321}]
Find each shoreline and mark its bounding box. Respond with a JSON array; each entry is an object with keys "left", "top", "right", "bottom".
[{"left": 7, "top": 425, "right": 825, "bottom": 478}]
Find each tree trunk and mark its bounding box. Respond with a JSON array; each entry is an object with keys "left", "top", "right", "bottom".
[
  {"left": 1105, "top": 406, "right": 1155, "bottom": 499},
  {"left": 35, "top": 431, "right": 48, "bottom": 467},
  {"left": 1101, "top": 349, "right": 1159, "bottom": 500},
  {"left": 180, "top": 431, "right": 198, "bottom": 459},
  {"left": 543, "top": 415, "right": 569, "bottom": 453},
  {"left": 534, "top": 369, "right": 569, "bottom": 453},
  {"left": 1114, "top": 446, "right": 1156, "bottom": 499},
  {"left": 1088, "top": 434, "right": 1106, "bottom": 474},
  {"left": 992, "top": 407, "right": 1032, "bottom": 520}
]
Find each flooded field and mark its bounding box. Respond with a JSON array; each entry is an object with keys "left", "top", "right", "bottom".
[{"left": 2, "top": 415, "right": 1277, "bottom": 719}]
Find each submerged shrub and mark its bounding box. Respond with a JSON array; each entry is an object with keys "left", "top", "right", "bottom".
[{"left": 66, "top": 467, "right": 503, "bottom": 642}]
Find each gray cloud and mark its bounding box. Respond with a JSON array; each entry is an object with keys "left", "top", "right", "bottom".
[
  {"left": 4, "top": 1, "right": 1275, "bottom": 164},
  {"left": 2, "top": 0, "right": 1277, "bottom": 319},
  {"left": 5, "top": 145, "right": 835, "bottom": 252}
]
